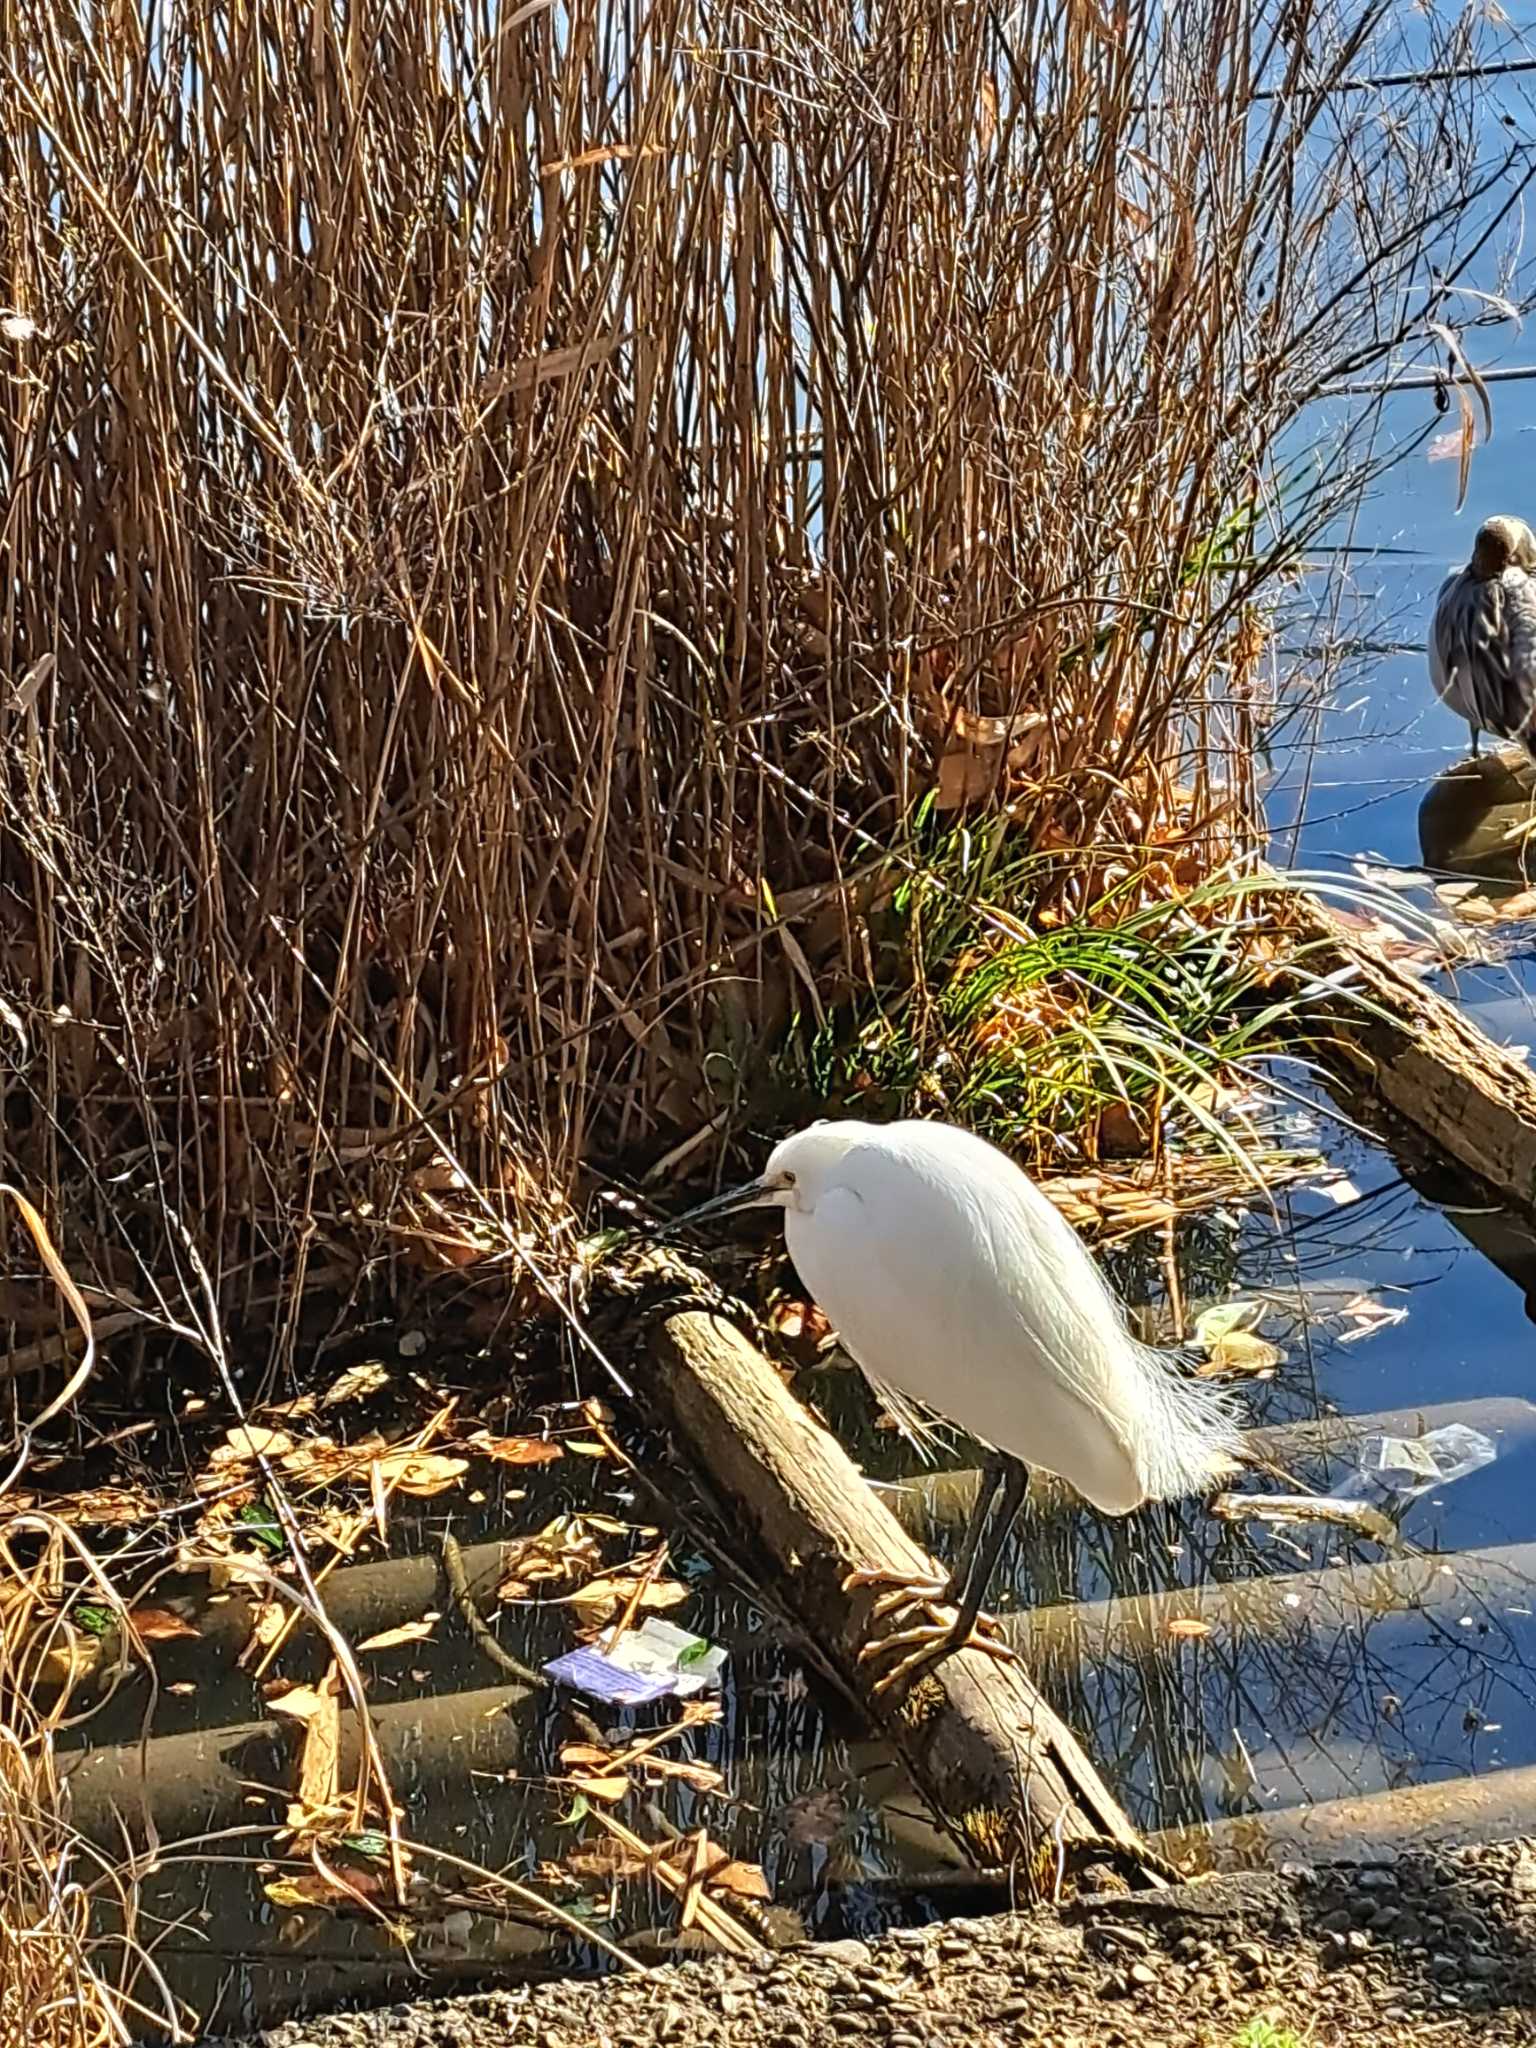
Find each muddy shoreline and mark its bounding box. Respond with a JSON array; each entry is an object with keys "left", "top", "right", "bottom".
[{"left": 229, "top": 1842, "right": 1536, "bottom": 2048}]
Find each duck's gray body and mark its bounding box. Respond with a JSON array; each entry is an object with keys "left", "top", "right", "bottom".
[{"left": 1430, "top": 515, "right": 1536, "bottom": 755}]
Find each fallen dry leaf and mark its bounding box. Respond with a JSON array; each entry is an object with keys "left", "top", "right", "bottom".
[
  {"left": 687, "top": 1831, "right": 772, "bottom": 1902},
  {"left": 558, "top": 1739, "right": 634, "bottom": 1803},
  {"left": 564, "top": 1837, "right": 651, "bottom": 1884},
  {"left": 267, "top": 1681, "right": 337, "bottom": 1722},
  {"left": 0, "top": 1484, "right": 162, "bottom": 1528},
  {"left": 469, "top": 1431, "right": 563, "bottom": 1466},
  {"left": 291, "top": 1671, "right": 342, "bottom": 1830},
  {"left": 38, "top": 1630, "right": 103, "bottom": 1688},
  {"left": 321, "top": 1360, "right": 391, "bottom": 1407},
  {"left": 1193, "top": 1300, "right": 1265, "bottom": 1346},
  {"left": 128, "top": 1606, "right": 201, "bottom": 1641},
  {"left": 356, "top": 1616, "right": 438, "bottom": 1653},
  {"left": 212, "top": 1425, "right": 295, "bottom": 1466},
  {"left": 238, "top": 1599, "right": 289, "bottom": 1669},
  {"left": 627, "top": 1753, "right": 724, "bottom": 1793},
  {"left": 262, "top": 1861, "right": 393, "bottom": 1913},
  {"left": 563, "top": 1571, "right": 690, "bottom": 1631},
  {"left": 565, "top": 1767, "right": 631, "bottom": 1803},
  {"left": 369, "top": 1449, "right": 468, "bottom": 1496},
  {"left": 265, "top": 1874, "right": 336, "bottom": 1911},
  {"left": 1195, "top": 1329, "right": 1284, "bottom": 1379},
  {"left": 497, "top": 1514, "right": 607, "bottom": 1601}
]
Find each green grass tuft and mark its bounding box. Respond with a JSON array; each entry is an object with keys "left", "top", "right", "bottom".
[{"left": 1232, "top": 2017, "right": 1306, "bottom": 2048}]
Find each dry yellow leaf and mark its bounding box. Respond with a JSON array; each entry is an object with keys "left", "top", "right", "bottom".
[
  {"left": 213, "top": 1425, "right": 295, "bottom": 1464},
  {"left": 369, "top": 1450, "right": 469, "bottom": 1496},
  {"left": 295, "top": 1698, "right": 341, "bottom": 1820},
  {"left": 238, "top": 1599, "right": 288, "bottom": 1668},
  {"left": 563, "top": 1573, "right": 690, "bottom": 1628},
  {"left": 497, "top": 1514, "right": 606, "bottom": 1600},
  {"left": 267, "top": 1682, "right": 335, "bottom": 1721},
  {"left": 355, "top": 1616, "right": 438, "bottom": 1653},
  {"left": 1195, "top": 1329, "right": 1284, "bottom": 1378},
  {"left": 683, "top": 1830, "right": 773, "bottom": 1901}
]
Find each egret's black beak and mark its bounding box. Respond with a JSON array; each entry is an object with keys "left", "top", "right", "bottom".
[{"left": 662, "top": 1175, "right": 774, "bottom": 1236}]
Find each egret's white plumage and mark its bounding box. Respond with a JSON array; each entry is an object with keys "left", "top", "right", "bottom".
[
  {"left": 753, "top": 1118, "right": 1241, "bottom": 1514},
  {"left": 1429, "top": 515, "right": 1536, "bottom": 755}
]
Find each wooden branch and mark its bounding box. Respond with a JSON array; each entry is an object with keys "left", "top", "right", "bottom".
[
  {"left": 648, "top": 1308, "right": 1164, "bottom": 1891},
  {"left": 1296, "top": 896, "right": 1536, "bottom": 1214}
]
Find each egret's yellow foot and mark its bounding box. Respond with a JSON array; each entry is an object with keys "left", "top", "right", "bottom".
[{"left": 840, "top": 1566, "right": 1017, "bottom": 1694}]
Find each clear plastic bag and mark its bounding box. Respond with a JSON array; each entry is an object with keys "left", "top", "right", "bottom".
[{"left": 1347, "top": 1423, "right": 1498, "bottom": 1499}]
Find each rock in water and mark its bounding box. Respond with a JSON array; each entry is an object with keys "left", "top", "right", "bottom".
[{"left": 1418, "top": 747, "right": 1536, "bottom": 885}]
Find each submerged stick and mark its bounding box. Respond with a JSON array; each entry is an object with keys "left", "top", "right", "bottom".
[
  {"left": 647, "top": 1308, "right": 1167, "bottom": 1891},
  {"left": 1207, "top": 1491, "right": 1398, "bottom": 1545}
]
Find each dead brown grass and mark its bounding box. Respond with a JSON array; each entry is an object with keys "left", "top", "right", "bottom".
[
  {"left": 0, "top": 1520, "right": 186, "bottom": 2047},
  {"left": 0, "top": 0, "right": 1527, "bottom": 1338}
]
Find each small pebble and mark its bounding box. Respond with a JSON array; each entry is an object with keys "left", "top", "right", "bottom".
[{"left": 819, "top": 1941, "right": 873, "bottom": 1968}]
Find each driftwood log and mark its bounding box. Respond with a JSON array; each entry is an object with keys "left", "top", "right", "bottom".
[
  {"left": 1300, "top": 896, "right": 1536, "bottom": 1214},
  {"left": 648, "top": 1307, "right": 1164, "bottom": 1891}
]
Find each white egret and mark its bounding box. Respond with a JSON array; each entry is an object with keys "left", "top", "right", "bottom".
[
  {"left": 1429, "top": 514, "right": 1536, "bottom": 757},
  {"left": 673, "top": 1118, "right": 1243, "bottom": 1687}
]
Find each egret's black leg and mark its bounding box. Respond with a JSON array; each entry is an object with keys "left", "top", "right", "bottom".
[
  {"left": 842, "top": 1452, "right": 1028, "bottom": 1692},
  {"left": 941, "top": 1453, "right": 1029, "bottom": 1652},
  {"left": 1471, "top": 724, "right": 1482, "bottom": 758},
  {"left": 939, "top": 1452, "right": 1009, "bottom": 1611}
]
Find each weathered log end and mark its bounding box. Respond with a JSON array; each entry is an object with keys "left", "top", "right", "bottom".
[
  {"left": 1297, "top": 894, "right": 1536, "bottom": 1214},
  {"left": 648, "top": 1307, "right": 1166, "bottom": 1893}
]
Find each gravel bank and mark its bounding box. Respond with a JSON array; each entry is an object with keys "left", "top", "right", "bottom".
[{"left": 240, "top": 1842, "right": 1536, "bottom": 2048}]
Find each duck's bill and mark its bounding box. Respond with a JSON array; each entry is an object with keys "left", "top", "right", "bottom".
[{"left": 663, "top": 1176, "right": 773, "bottom": 1233}]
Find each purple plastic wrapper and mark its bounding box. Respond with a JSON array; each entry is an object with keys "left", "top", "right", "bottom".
[{"left": 542, "top": 1646, "right": 677, "bottom": 1706}]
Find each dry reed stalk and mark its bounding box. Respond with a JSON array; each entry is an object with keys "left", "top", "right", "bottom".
[
  {"left": 0, "top": 1523, "right": 187, "bottom": 2046},
  {"left": 0, "top": 0, "right": 1530, "bottom": 1338}
]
